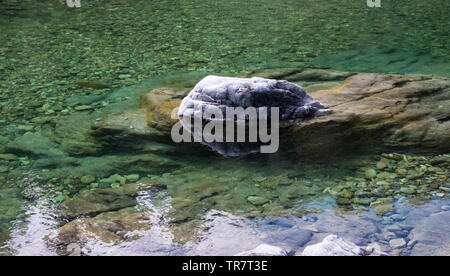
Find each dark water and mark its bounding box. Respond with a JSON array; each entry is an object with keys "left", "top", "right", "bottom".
[{"left": 0, "top": 0, "right": 449, "bottom": 255}]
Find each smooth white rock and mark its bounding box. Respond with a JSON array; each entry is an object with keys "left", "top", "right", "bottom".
[
  {"left": 235, "top": 244, "right": 288, "bottom": 256},
  {"left": 301, "top": 235, "right": 363, "bottom": 256}
]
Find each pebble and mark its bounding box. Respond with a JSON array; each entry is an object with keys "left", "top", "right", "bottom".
[
  {"left": 389, "top": 238, "right": 406, "bottom": 249},
  {"left": 439, "top": 186, "right": 450, "bottom": 192},
  {"left": 390, "top": 214, "right": 406, "bottom": 221},
  {"left": 74, "top": 105, "right": 93, "bottom": 111},
  {"left": 0, "top": 166, "right": 9, "bottom": 173},
  {"left": 400, "top": 187, "right": 415, "bottom": 194},
  {"left": 118, "top": 74, "right": 132, "bottom": 79},
  {"left": 387, "top": 224, "right": 402, "bottom": 232},
  {"left": 111, "top": 183, "right": 121, "bottom": 189},
  {"left": 125, "top": 174, "right": 140, "bottom": 181},
  {"left": 365, "top": 168, "right": 377, "bottom": 179},
  {"left": 247, "top": 196, "right": 269, "bottom": 206},
  {"left": 101, "top": 174, "right": 126, "bottom": 185},
  {"left": 80, "top": 175, "right": 96, "bottom": 184},
  {"left": 376, "top": 160, "right": 388, "bottom": 170},
  {"left": 66, "top": 243, "right": 81, "bottom": 256},
  {"left": 407, "top": 239, "right": 418, "bottom": 249},
  {"left": 0, "top": 154, "right": 18, "bottom": 161},
  {"left": 373, "top": 203, "right": 392, "bottom": 214},
  {"left": 17, "top": 125, "right": 34, "bottom": 132}
]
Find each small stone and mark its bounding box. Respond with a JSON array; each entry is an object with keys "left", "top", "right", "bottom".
[
  {"left": 90, "top": 183, "right": 99, "bottom": 189},
  {"left": 101, "top": 174, "right": 126, "bottom": 185},
  {"left": 17, "top": 125, "right": 34, "bottom": 132},
  {"left": 373, "top": 203, "right": 392, "bottom": 214},
  {"left": 80, "top": 175, "right": 96, "bottom": 184},
  {"left": 111, "top": 183, "right": 121, "bottom": 189},
  {"left": 430, "top": 183, "right": 440, "bottom": 189},
  {"left": 389, "top": 238, "right": 406, "bottom": 249},
  {"left": 439, "top": 186, "right": 450, "bottom": 192},
  {"left": 0, "top": 166, "right": 9, "bottom": 173},
  {"left": 66, "top": 243, "right": 81, "bottom": 256},
  {"left": 407, "top": 239, "right": 418, "bottom": 249},
  {"left": 0, "top": 154, "right": 18, "bottom": 160},
  {"left": 376, "top": 180, "right": 389, "bottom": 186},
  {"left": 247, "top": 196, "right": 269, "bottom": 206},
  {"left": 396, "top": 168, "right": 408, "bottom": 175},
  {"left": 235, "top": 244, "right": 287, "bottom": 256},
  {"left": 390, "top": 214, "right": 406, "bottom": 221},
  {"left": 340, "top": 190, "right": 354, "bottom": 199},
  {"left": 125, "top": 174, "right": 140, "bottom": 181},
  {"left": 400, "top": 187, "right": 416, "bottom": 194},
  {"left": 119, "top": 74, "right": 132, "bottom": 79},
  {"left": 74, "top": 105, "right": 93, "bottom": 111},
  {"left": 55, "top": 195, "right": 66, "bottom": 203},
  {"left": 387, "top": 224, "right": 402, "bottom": 232},
  {"left": 365, "top": 242, "right": 389, "bottom": 256},
  {"left": 376, "top": 160, "right": 388, "bottom": 170},
  {"left": 365, "top": 169, "right": 377, "bottom": 179},
  {"left": 407, "top": 173, "right": 423, "bottom": 180}
]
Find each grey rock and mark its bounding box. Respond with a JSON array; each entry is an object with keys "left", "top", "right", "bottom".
[
  {"left": 407, "top": 239, "right": 418, "bottom": 249},
  {"left": 66, "top": 243, "right": 81, "bottom": 256},
  {"left": 177, "top": 75, "right": 329, "bottom": 157},
  {"left": 365, "top": 242, "right": 389, "bottom": 256},
  {"left": 389, "top": 238, "right": 406, "bottom": 249},
  {"left": 386, "top": 224, "right": 402, "bottom": 232},
  {"left": 179, "top": 75, "right": 329, "bottom": 120}
]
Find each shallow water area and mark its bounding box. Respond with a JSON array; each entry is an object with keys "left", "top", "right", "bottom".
[{"left": 0, "top": 0, "right": 449, "bottom": 256}]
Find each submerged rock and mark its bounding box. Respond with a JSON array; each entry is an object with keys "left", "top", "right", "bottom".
[
  {"left": 409, "top": 210, "right": 450, "bottom": 256},
  {"left": 5, "top": 132, "right": 67, "bottom": 158},
  {"left": 46, "top": 211, "right": 152, "bottom": 256},
  {"left": 57, "top": 183, "right": 152, "bottom": 218},
  {"left": 291, "top": 73, "right": 450, "bottom": 157},
  {"left": 389, "top": 238, "right": 407, "bottom": 249},
  {"left": 301, "top": 235, "right": 364, "bottom": 256}
]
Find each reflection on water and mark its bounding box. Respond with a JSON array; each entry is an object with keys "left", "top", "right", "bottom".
[
  {"left": 4, "top": 190, "right": 450, "bottom": 256},
  {"left": 0, "top": 0, "right": 449, "bottom": 255}
]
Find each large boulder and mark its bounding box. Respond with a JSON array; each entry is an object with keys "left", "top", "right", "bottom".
[
  {"left": 290, "top": 73, "right": 450, "bottom": 157},
  {"left": 178, "top": 75, "right": 330, "bottom": 121},
  {"left": 176, "top": 75, "right": 330, "bottom": 156}
]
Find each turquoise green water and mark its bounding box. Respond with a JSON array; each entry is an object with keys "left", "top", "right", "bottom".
[{"left": 0, "top": 0, "right": 449, "bottom": 255}]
